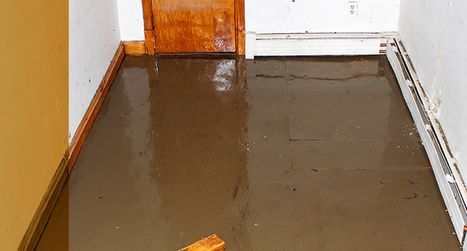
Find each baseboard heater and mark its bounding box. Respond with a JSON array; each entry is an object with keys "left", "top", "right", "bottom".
[
  {"left": 245, "top": 32, "right": 393, "bottom": 59},
  {"left": 386, "top": 38, "right": 467, "bottom": 248}
]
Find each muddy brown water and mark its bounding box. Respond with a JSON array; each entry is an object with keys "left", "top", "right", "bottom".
[{"left": 36, "top": 56, "right": 459, "bottom": 251}]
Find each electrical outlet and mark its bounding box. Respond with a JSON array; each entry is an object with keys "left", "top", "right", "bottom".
[{"left": 348, "top": 1, "right": 358, "bottom": 17}]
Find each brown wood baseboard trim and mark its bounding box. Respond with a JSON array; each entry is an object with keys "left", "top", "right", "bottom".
[
  {"left": 68, "top": 42, "right": 125, "bottom": 172},
  {"left": 123, "top": 41, "right": 147, "bottom": 55},
  {"left": 18, "top": 155, "right": 69, "bottom": 251}
]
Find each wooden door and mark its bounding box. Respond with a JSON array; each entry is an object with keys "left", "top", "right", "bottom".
[{"left": 153, "top": 0, "right": 236, "bottom": 53}]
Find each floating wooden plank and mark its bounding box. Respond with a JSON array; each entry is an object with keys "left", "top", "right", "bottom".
[{"left": 178, "top": 234, "right": 225, "bottom": 251}]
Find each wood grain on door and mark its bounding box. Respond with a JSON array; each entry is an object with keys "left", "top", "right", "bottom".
[{"left": 153, "top": 0, "right": 236, "bottom": 53}]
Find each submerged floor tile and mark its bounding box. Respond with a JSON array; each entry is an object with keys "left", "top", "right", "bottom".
[
  {"left": 290, "top": 139, "right": 430, "bottom": 170},
  {"left": 37, "top": 56, "right": 459, "bottom": 250}
]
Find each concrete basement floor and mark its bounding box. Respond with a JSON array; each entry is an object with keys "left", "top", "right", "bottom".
[{"left": 36, "top": 56, "right": 460, "bottom": 250}]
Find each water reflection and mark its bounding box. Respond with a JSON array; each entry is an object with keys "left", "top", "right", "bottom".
[
  {"left": 149, "top": 57, "right": 251, "bottom": 249},
  {"left": 43, "top": 56, "right": 450, "bottom": 251}
]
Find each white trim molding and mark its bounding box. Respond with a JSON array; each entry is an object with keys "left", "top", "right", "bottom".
[
  {"left": 245, "top": 32, "right": 396, "bottom": 59},
  {"left": 386, "top": 38, "right": 467, "bottom": 249}
]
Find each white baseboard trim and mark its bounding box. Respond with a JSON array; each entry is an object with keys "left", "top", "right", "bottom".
[
  {"left": 245, "top": 32, "right": 395, "bottom": 59},
  {"left": 386, "top": 38, "right": 467, "bottom": 248}
]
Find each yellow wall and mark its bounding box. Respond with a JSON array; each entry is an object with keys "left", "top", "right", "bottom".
[{"left": 0, "top": 0, "right": 68, "bottom": 250}]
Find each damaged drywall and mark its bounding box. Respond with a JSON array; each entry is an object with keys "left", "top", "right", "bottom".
[{"left": 398, "top": 0, "right": 467, "bottom": 193}]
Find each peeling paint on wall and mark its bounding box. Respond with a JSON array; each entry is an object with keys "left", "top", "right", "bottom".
[{"left": 399, "top": 0, "right": 467, "bottom": 195}]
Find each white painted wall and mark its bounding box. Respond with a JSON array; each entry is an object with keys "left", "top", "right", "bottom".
[
  {"left": 245, "top": 0, "right": 400, "bottom": 58},
  {"left": 116, "top": 0, "right": 401, "bottom": 43},
  {"left": 117, "top": 0, "right": 144, "bottom": 41},
  {"left": 69, "top": 0, "right": 121, "bottom": 140},
  {"left": 398, "top": 1, "right": 467, "bottom": 180},
  {"left": 245, "top": 0, "right": 400, "bottom": 34}
]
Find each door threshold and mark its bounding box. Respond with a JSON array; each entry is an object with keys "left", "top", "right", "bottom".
[{"left": 155, "top": 52, "right": 238, "bottom": 59}]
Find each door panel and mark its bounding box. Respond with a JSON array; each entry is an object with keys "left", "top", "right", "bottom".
[{"left": 153, "top": 0, "right": 236, "bottom": 53}]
